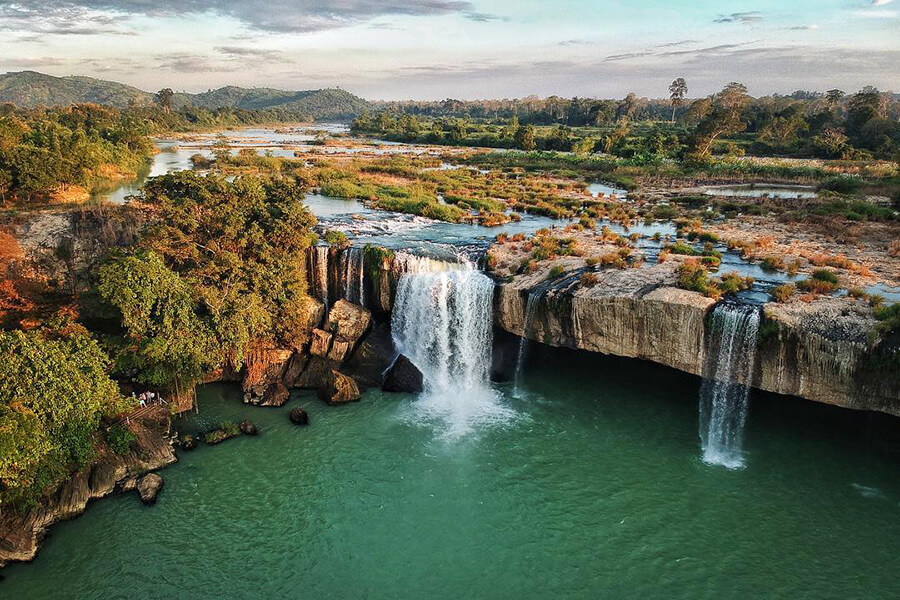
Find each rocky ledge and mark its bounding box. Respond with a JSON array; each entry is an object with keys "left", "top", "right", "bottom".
[
  {"left": 494, "top": 261, "right": 900, "bottom": 416},
  {"left": 0, "top": 407, "right": 176, "bottom": 566}
]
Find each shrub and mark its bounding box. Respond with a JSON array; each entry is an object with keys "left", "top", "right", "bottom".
[
  {"left": 771, "top": 283, "right": 796, "bottom": 303},
  {"left": 547, "top": 265, "right": 565, "bottom": 279},
  {"left": 761, "top": 256, "right": 786, "bottom": 272},
  {"left": 677, "top": 261, "right": 721, "bottom": 299},
  {"left": 719, "top": 272, "right": 753, "bottom": 294},
  {"left": 324, "top": 230, "right": 349, "bottom": 247},
  {"left": 105, "top": 424, "right": 137, "bottom": 454},
  {"left": 797, "top": 271, "right": 840, "bottom": 294}
]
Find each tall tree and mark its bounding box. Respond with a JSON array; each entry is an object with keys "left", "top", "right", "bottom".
[
  {"left": 154, "top": 88, "right": 174, "bottom": 113},
  {"left": 668, "top": 78, "right": 688, "bottom": 122},
  {"left": 689, "top": 82, "right": 750, "bottom": 157}
]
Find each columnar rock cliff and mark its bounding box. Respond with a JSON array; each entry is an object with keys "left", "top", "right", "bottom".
[
  {"left": 493, "top": 262, "right": 900, "bottom": 416},
  {"left": 0, "top": 408, "right": 176, "bottom": 566}
]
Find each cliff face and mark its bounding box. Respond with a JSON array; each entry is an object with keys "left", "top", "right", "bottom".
[
  {"left": 494, "top": 262, "right": 900, "bottom": 416},
  {"left": 0, "top": 408, "right": 176, "bottom": 566}
]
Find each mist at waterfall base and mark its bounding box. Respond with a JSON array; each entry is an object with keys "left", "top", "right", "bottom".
[
  {"left": 6, "top": 348, "right": 900, "bottom": 599},
  {"left": 391, "top": 260, "right": 516, "bottom": 438}
]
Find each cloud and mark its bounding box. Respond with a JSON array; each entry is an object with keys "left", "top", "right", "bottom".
[
  {"left": 871, "top": 0, "right": 893, "bottom": 6},
  {"left": 2, "top": 56, "right": 67, "bottom": 68},
  {"left": 0, "top": 4, "right": 134, "bottom": 35},
  {"left": 785, "top": 24, "right": 820, "bottom": 30},
  {"left": 714, "top": 12, "right": 763, "bottom": 24},
  {"left": 215, "top": 46, "right": 283, "bottom": 60},
  {"left": 0, "top": 1, "right": 487, "bottom": 33}
]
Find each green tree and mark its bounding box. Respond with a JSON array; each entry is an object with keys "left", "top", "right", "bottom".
[
  {"left": 514, "top": 124, "right": 537, "bottom": 151},
  {"left": 0, "top": 326, "right": 127, "bottom": 508},
  {"left": 689, "top": 82, "right": 750, "bottom": 157},
  {"left": 154, "top": 88, "right": 174, "bottom": 113},
  {"left": 668, "top": 78, "right": 688, "bottom": 122}
]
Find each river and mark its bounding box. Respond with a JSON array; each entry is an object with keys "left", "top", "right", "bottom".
[{"left": 3, "top": 348, "right": 899, "bottom": 598}]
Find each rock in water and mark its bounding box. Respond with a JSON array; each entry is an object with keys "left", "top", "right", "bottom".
[
  {"left": 382, "top": 355, "right": 424, "bottom": 393},
  {"left": 343, "top": 323, "right": 396, "bottom": 388},
  {"left": 318, "top": 370, "right": 361, "bottom": 405},
  {"left": 239, "top": 420, "right": 258, "bottom": 436},
  {"left": 289, "top": 406, "right": 310, "bottom": 425},
  {"left": 137, "top": 473, "right": 164, "bottom": 506},
  {"left": 180, "top": 435, "right": 198, "bottom": 451}
]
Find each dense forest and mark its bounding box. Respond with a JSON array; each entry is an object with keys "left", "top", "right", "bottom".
[{"left": 357, "top": 84, "right": 900, "bottom": 161}]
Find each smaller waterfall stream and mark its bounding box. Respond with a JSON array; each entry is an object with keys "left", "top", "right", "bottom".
[
  {"left": 699, "top": 303, "right": 761, "bottom": 469},
  {"left": 513, "top": 289, "right": 543, "bottom": 397},
  {"left": 339, "top": 247, "right": 366, "bottom": 307},
  {"left": 392, "top": 256, "right": 515, "bottom": 438}
]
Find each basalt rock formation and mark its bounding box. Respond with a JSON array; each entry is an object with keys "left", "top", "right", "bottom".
[
  {"left": 494, "top": 262, "right": 900, "bottom": 416},
  {"left": 0, "top": 407, "right": 176, "bottom": 566}
]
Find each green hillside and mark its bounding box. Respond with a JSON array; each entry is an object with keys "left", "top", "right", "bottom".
[{"left": 0, "top": 71, "right": 369, "bottom": 121}]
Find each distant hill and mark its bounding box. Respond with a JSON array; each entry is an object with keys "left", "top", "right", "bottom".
[
  {"left": 0, "top": 71, "right": 152, "bottom": 108},
  {"left": 0, "top": 71, "right": 369, "bottom": 121}
]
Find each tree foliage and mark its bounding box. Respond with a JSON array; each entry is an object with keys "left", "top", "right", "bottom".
[{"left": 0, "top": 326, "right": 127, "bottom": 509}]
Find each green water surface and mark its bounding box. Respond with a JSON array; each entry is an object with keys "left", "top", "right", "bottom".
[{"left": 3, "top": 350, "right": 899, "bottom": 599}]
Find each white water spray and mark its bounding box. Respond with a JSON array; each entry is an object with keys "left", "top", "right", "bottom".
[
  {"left": 699, "top": 303, "right": 761, "bottom": 469},
  {"left": 391, "top": 257, "right": 515, "bottom": 437}
]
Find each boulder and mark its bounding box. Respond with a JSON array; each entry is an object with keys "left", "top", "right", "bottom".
[
  {"left": 326, "top": 300, "right": 372, "bottom": 363},
  {"left": 382, "top": 355, "right": 424, "bottom": 393},
  {"left": 310, "top": 328, "right": 333, "bottom": 357},
  {"left": 239, "top": 420, "right": 258, "bottom": 436},
  {"left": 260, "top": 381, "right": 290, "bottom": 407},
  {"left": 343, "top": 323, "right": 396, "bottom": 388},
  {"left": 137, "top": 473, "right": 164, "bottom": 506},
  {"left": 318, "top": 370, "right": 361, "bottom": 405},
  {"left": 294, "top": 356, "right": 335, "bottom": 389},
  {"left": 242, "top": 346, "right": 293, "bottom": 405},
  {"left": 180, "top": 435, "right": 198, "bottom": 451},
  {"left": 282, "top": 353, "right": 309, "bottom": 388},
  {"left": 289, "top": 406, "right": 310, "bottom": 425}
]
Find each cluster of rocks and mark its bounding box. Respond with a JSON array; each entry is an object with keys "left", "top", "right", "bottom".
[{"left": 240, "top": 299, "right": 422, "bottom": 410}]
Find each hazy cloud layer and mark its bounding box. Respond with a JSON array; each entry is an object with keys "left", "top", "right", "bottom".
[{"left": 0, "top": 1, "right": 491, "bottom": 33}]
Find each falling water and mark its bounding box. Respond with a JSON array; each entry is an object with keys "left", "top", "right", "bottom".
[
  {"left": 308, "top": 246, "right": 330, "bottom": 309},
  {"left": 392, "top": 257, "right": 515, "bottom": 437},
  {"left": 339, "top": 247, "right": 366, "bottom": 307},
  {"left": 699, "top": 303, "right": 761, "bottom": 469},
  {"left": 513, "top": 289, "right": 543, "bottom": 396}
]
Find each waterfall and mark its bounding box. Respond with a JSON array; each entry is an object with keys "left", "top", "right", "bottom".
[
  {"left": 699, "top": 303, "right": 761, "bottom": 469},
  {"left": 391, "top": 257, "right": 515, "bottom": 437},
  {"left": 513, "top": 289, "right": 543, "bottom": 396},
  {"left": 308, "top": 246, "right": 330, "bottom": 309},
  {"left": 339, "top": 247, "right": 366, "bottom": 307}
]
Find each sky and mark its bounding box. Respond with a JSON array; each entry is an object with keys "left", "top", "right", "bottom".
[{"left": 0, "top": 0, "right": 898, "bottom": 100}]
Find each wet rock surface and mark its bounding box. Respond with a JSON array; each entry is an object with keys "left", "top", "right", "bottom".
[
  {"left": 382, "top": 355, "right": 424, "bottom": 393},
  {"left": 137, "top": 474, "right": 164, "bottom": 506},
  {"left": 318, "top": 370, "right": 362, "bottom": 405},
  {"left": 289, "top": 406, "right": 310, "bottom": 425}
]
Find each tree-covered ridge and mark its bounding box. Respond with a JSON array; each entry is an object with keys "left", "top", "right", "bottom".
[
  {"left": 0, "top": 323, "right": 130, "bottom": 509},
  {"left": 0, "top": 71, "right": 370, "bottom": 122},
  {"left": 0, "top": 104, "right": 153, "bottom": 204},
  {"left": 99, "top": 172, "right": 319, "bottom": 397},
  {"left": 0, "top": 71, "right": 150, "bottom": 109}
]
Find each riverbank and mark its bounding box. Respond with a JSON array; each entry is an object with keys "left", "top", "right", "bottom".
[{"left": 0, "top": 407, "right": 175, "bottom": 566}]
